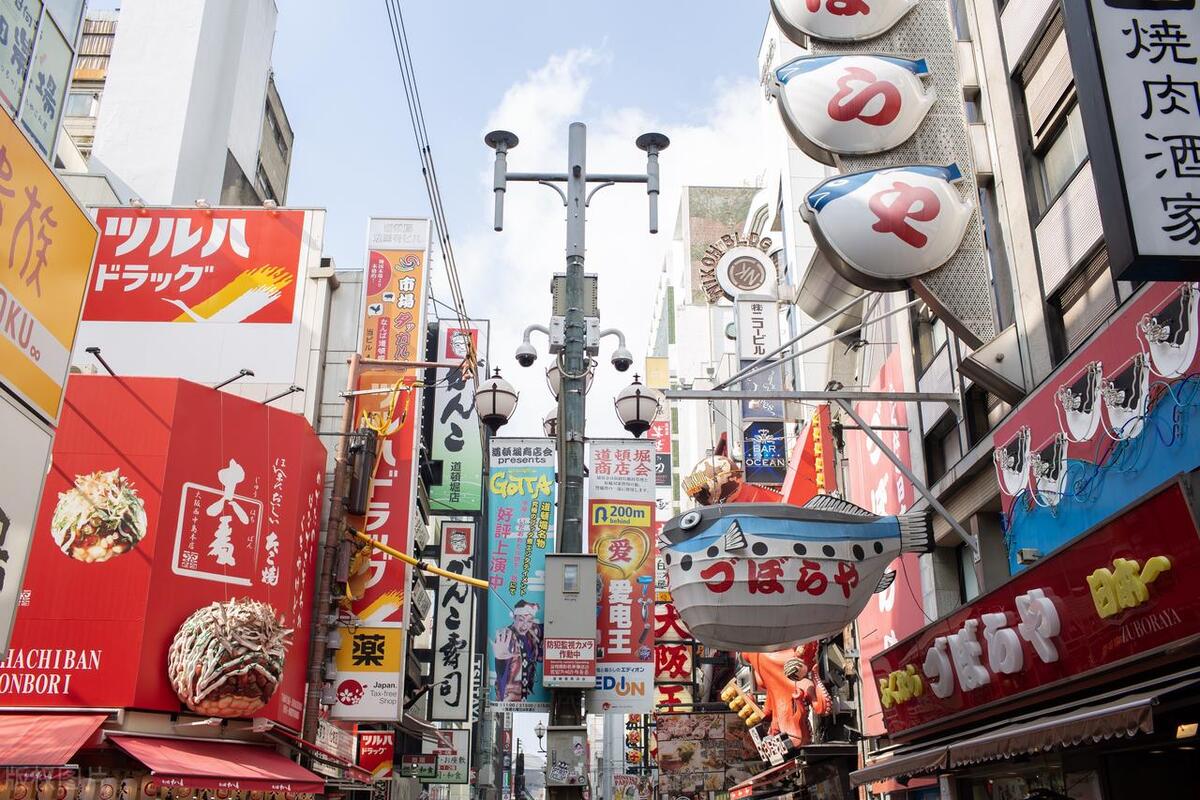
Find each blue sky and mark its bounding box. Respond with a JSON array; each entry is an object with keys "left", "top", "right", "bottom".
[{"left": 274, "top": 1, "right": 778, "bottom": 438}]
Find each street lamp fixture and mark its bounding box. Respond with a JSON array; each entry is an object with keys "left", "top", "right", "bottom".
[
  {"left": 474, "top": 367, "right": 519, "bottom": 434},
  {"left": 543, "top": 408, "right": 559, "bottom": 438},
  {"left": 546, "top": 358, "right": 595, "bottom": 399},
  {"left": 535, "top": 721, "right": 547, "bottom": 753},
  {"left": 614, "top": 375, "right": 663, "bottom": 438}
]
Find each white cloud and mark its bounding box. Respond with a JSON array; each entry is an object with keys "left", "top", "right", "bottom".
[{"left": 440, "top": 48, "right": 775, "bottom": 436}]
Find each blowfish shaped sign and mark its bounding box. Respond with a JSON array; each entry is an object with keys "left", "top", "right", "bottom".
[
  {"left": 771, "top": 0, "right": 918, "bottom": 42},
  {"left": 659, "top": 495, "right": 933, "bottom": 651},
  {"left": 801, "top": 164, "right": 975, "bottom": 291},
  {"left": 775, "top": 55, "right": 935, "bottom": 164}
]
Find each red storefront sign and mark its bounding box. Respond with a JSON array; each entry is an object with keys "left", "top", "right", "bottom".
[
  {"left": 871, "top": 476, "right": 1200, "bottom": 739},
  {"left": 0, "top": 376, "right": 325, "bottom": 731},
  {"left": 84, "top": 208, "right": 305, "bottom": 324},
  {"left": 357, "top": 731, "right": 396, "bottom": 781}
]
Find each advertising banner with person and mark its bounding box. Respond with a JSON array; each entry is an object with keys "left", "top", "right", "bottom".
[
  {"left": 0, "top": 376, "right": 325, "bottom": 731},
  {"left": 587, "top": 440, "right": 656, "bottom": 715},
  {"left": 78, "top": 207, "right": 323, "bottom": 385},
  {"left": 486, "top": 439, "right": 557, "bottom": 711}
]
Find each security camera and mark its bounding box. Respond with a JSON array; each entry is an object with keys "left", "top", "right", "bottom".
[
  {"left": 515, "top": 341, "right": 538, "bottom": 367},
  {"left": 611, "top": 346, "right": 634, "bottom": 372}
]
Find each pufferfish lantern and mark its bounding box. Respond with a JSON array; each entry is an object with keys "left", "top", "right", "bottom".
[{"left": 660, "top": 495, "right": 934, "bottom": 651}]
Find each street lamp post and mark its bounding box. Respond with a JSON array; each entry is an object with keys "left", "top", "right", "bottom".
[{"left": 485, "top": 122, "right": 668, "bottom": 800}]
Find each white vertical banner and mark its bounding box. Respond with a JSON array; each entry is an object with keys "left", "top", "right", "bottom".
[
  {"left": 735, "top": 295, "right": 781, "bottom": 360},
  {"left": 586, "top": 439, "right": 656, "bottom": 714},
  {"left": 430, "top": 520, "right": 476, "bottom": 722},
  {"left": 430, "top": 321, "right": 490, "bottom": 513}
]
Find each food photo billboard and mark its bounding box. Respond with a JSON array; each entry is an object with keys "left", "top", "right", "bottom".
[{"left": 0, "top": 375, "right": 326, "bottom": 731}]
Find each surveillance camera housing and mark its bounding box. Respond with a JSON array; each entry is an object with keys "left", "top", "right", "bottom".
[
  {"left": 515, "top": 342, "right": 538, "bottom": 367},
  {"left": 611, "top": 347, "right": 634, "bottom": 372}
]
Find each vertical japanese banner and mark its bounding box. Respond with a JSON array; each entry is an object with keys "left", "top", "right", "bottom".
[
  {"left": 361, "top": 218, "right": 430, "bottom": 362},
  {"left": 587, "top": 440, "right": 656, "bottom": 714},
  {"left": 848, "top": 350, "right": 926, "bottom": 737},
  {"left": 487, "top": 439, "right": 557, "bottom": 711},
  {"left": 333, "top": 218, "right": 430, "bottom": 721},
  {"left": 430, "top": 321, "right": 490, "bottom": 513},
  {"left": 430, "top": 519, "right": 476, "bottom": 721}
]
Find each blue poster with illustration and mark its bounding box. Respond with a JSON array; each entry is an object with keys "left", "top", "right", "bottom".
[{"left": 486, "top": 438, "right": 557, "bottom": 711}]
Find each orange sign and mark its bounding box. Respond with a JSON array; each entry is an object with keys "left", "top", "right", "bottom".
[
  {"left": 360, "top": 218, "right": 430, "bottom": 362},
  {"left": 0, "top": 112, "right": 99, "bottom": 423}
]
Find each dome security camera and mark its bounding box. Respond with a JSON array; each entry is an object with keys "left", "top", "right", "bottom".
[
  {"left": 514, "top": 341, "right": 538, "bottom": 367},
  {"left": 611, "top": 346, "right": 634, "bottom": 372}
]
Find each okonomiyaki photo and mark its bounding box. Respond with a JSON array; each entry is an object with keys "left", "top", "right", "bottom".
[{"left": 50, "top": 469, "right": 148, "bottom": 563}]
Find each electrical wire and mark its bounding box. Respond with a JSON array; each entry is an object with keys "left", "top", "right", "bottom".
[{"left": 382, "top": 0, "right": 474, "bottom": 372}]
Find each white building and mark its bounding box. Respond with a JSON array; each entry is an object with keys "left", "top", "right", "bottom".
[{"left": 60, "top": 0, "right": 292, "bottom": 206}]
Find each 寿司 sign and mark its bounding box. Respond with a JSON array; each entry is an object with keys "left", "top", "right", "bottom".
[
  {"left": 78, "top": 207, "right": 324, "bottom": 384},
  {"left": 0, "top": 376, "right": 326, "bottom": 731},
  {"left": 871, "top": 475, "right": 1200, "bottom": 739}
]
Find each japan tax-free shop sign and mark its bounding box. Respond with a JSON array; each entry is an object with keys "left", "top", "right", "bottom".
[{"left": 1064, "top": 1, "right": 1200, "bottom": 281}]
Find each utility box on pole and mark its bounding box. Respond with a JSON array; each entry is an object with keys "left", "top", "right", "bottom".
[{"left": 543, "top": 553, "right": 598, "bottom": 689}]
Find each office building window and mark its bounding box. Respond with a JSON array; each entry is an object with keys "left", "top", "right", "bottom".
[
  {"left": 912, "top": 303, "right": 948, "bottom": 374},
  {"left": 1035, "top": 104, "right": 1088, "bottom": 209},
  {"left": 1048, "top": 246, "right": 1117, "bottom": 362},
  {"left": 957, "top": 543, "right": 981, "bottom": 603},
  {"left": 64, "top": 91, "right": 99, "bottom": 117}
]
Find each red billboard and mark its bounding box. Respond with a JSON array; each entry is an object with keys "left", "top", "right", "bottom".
[
  {"left": 0, "top": 376, "right": 326, "bottom": 731},
  {"left": 848, "top": 350, "right": 928, "bottom": 738},
  {"left": 870, "top": 476, "right": 1200, "bottom": 739},
  {"left": 84, "top": 208, "right": 305, "bottom": 324}
]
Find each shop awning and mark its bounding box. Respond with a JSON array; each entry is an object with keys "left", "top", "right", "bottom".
[
  {"left": 849, "top": 745, "right": 948, "bottom": 787},
  {"left": 108, "top": 735, "right": 325, "bottom": 793},
  {"left": 0, "top": 713, "right": 107, "bottom": 766},
  {"left": 948, "top": 684, "right": 1174, "bottom": 766}
]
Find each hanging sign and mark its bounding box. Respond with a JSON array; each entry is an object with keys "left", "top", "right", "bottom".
[
  {"left": 430, "top": 321, "right": 489, "bottom": 512},
  {"left": 422, "top": 728, "right": 470, "bottom": 785},
  {"left": 358, "top": 731, "right": 396, "bottom": 782},
  {"left": 486, "top": 439, "right": 557, "bottom": 711},
  {"left": 430, "top": 520, "right": 476, "bottom": 721},
  {"left": 743, "top": 422, "right": 788, "bottom": 485},
  {"left": 801, "top": 164, "right": 975, "bottom": 291},
  {"left": 770, "top": 0, "right": 918, "bottom": 42},
  {"left": 1063, "top": 1, "right": 1200, "bottom": 281},
  {"left": 587, "top": 439, "right": 656, "bottom": 715},
  {"left": 776, "top": 55, "right": 935, "bottom": 163},
  {"left": 698, "top": 232, "right": 778, "bottom": 303}
]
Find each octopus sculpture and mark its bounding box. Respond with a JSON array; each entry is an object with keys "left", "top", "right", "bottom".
[{"left": 742, "top": 641, "right": 832, "bottom": 748}]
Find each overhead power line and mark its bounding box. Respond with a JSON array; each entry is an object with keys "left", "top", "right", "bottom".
[{"left": 382, "top": 0, "right": 473, "bottom": 350}]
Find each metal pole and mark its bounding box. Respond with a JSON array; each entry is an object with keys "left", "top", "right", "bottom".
[
  {"left": 834, "top": 399, "right": 979, "bottom": 556},
  {"left": 302, "top": 353, "right": 360, "bottom": 745},
  {"left": 663, "top": 389, "right": 961, "bottom": 403}
]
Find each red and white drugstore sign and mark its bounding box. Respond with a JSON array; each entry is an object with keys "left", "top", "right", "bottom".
[
  {"left": 357, "top": 731, "right": 396, "bottom": 781},
  {"left": 0, "top": 376, "right": 325, "bottom": 731},
  {"left": 872, "top": 476, "right": 1200, "bottom": 739},
  {"left": 78, "top": 207, "right": 322, "bottom": 384}
]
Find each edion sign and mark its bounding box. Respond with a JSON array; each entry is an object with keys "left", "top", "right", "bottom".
[
  {"left": 802, "top": 164, "right": 974, "bottom": 291},
  {"left": 771, "top": 0, "right": 917, "bottom": 42},
  {"left": 776, "top": 55, "right": 935, "bottom": 164}
]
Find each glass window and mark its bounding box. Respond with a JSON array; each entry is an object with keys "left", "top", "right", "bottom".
[
  {"left": 912, "top": 303, "right": 948, "bottom": 373},
  {"left": 63, "top": 91, "right": 97, "bottom": 117},
  {"left": 957, "top": 543, "right": 980, "bottom": 603},
  {"left": 1038, "top": 104, "right": 1088, "bottom": 208}
]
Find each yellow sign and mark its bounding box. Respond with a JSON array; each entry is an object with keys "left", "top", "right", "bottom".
[
  {"left": 879, "top": 664, "right": 924, "bottom": 709},
  {"left": 0, "top": 114, "right": 99, "bottom": 423},
  {"left": 1087, "top": 555, "right": 1171, "bottom": 619},
  {"left": 335, "top": 626, "right": 403, "bottom": 673}
]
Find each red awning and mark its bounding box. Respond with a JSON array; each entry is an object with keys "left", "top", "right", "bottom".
[
  {"left": 108, "top": 736, "right": 325, "bottom": 793},
  {"left": 0, "top": 714, "right": 107, "bottom": 766}
]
